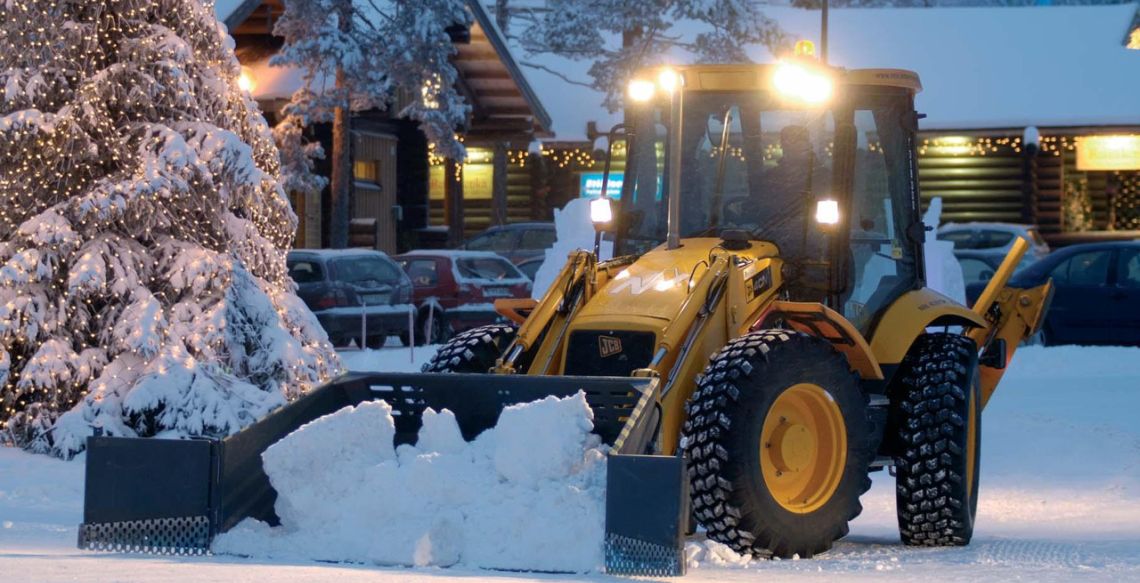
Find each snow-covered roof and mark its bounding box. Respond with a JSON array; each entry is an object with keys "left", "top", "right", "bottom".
[
  {"left": 508, "top": 4, "right": 1140, "bottom": 142},
  {"left": 213, "top": 0, "right": 257, "bottom": 29},
  {"left": 214, "top": 0, "right": 551, "bottom": 138}
]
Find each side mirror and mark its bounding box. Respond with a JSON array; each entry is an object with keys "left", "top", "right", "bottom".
[{"left": 906, "top": 221, "right": 930, "bottom": 245}]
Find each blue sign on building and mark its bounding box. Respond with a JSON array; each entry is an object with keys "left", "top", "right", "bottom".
[
  {"left": 579, "top": 172, "right": 662, "bottom": 200},
  {"left": 579, "top": 172, "right": 624, "bottom": 199}
]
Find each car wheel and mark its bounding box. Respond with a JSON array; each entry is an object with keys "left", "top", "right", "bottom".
[{"left": 400, "top": 309, "right": 448, "bottom": 347}]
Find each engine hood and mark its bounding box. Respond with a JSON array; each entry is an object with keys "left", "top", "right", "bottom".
[{"left": 577, "top": 238, "right": 779, "bottom": 325}]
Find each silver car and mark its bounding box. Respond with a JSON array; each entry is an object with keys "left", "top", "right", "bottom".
[{"left": 938, "top": 222, "right": 1050, "bottom": 271}]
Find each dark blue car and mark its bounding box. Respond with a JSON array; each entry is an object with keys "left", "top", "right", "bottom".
[{"left": 966, "top": 241, "right": 1140, "bottom": 346}]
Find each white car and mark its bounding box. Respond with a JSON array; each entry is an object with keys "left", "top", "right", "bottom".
[{"left": 938, "top": 222, "right": 1050, "bottom": 270}]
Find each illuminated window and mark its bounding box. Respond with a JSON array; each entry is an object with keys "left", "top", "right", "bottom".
[{"left": 354, "top": 160, "right": 379, "bottom": 182}]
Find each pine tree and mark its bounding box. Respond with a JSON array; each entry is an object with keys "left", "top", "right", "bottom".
[
  {"left": 516, "top": 0, "right": 787, "bottom": 112},
  {"left": 1063, "top": 175, "right": 1094, "bottom": 232},
  {"left": 272, "top": 0, "right": 472, "bottom": 247},
  {"left": 0, "top": 0, "right": 340, "bottom": 457}
]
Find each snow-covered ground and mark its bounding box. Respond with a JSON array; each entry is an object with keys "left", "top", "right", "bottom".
[{"left": 2, "top": 345, "right": 1140, "bottom": 582}]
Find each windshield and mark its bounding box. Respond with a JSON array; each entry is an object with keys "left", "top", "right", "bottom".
[{"left": 616, "top": 89, "right": 916, "bottom": 264}]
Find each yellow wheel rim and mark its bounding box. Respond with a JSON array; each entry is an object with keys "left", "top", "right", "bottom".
[
  {"left": 966, "top": 388, "right": 978, "bottom": 499},
  {"left": 760, "top": 383, "right": 847, "bottom": 514}
]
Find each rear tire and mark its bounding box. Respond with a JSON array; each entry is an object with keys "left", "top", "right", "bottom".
[
  {"left": 682, "top": 330, "right": 874, "bottom": 558},
  {"left": 892, "top": 333, "right": 981, "bottom": 547},
  {"left": 422, "top": 323, "right": 517, "bottom": 373}
]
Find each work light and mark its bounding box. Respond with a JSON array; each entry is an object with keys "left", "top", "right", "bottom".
[{"left": 772, "top": 61, "right": 833, "bottom": 105}]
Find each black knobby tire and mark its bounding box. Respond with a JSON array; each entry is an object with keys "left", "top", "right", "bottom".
[
  {"left": 422, "top": 323, "right": 517, "bottom": 373},
  {"left": 681, "top": 330, "right": 875, "bottom": 558},
  {"left": 892, "top": 333, "right": 981, "bottom": 547}
]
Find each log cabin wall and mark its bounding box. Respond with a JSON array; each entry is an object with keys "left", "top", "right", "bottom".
[
  {"left": 916, "top": 134, "right": 1027, "bottom": 224},
  {"left": 427, "top": 149, "right": 539, "bottom": 240}
]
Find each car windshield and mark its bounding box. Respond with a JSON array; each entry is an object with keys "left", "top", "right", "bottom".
[
  {"left": 332, "top": 256, "right": 400, "bottom": 287},
  {"left": 455, "top": 257, "right": 523, "bottom": 281},
  {"left": 617, "top": 88, "right": 916, "bottom": 262}
]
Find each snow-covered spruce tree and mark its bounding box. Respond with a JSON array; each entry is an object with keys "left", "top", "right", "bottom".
[
  {"left": 0, "top": 0, "right": 340, "bottom": 457},
  {"left": 517, "top": 0, "right": 787, "bottom": 111},
  {"left": 272, "top": 0, "right": 472, "bottom": 247}
]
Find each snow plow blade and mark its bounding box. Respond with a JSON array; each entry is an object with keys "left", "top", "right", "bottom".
[{"left": 78, "top": 371, "right": 687, "bottom": 575}]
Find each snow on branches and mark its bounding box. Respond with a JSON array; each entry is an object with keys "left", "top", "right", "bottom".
[
  {"left": 0, "top": 0, "right": 340, "bottom": 457},
  {"left": 272, "top": 0, "right": 472, "bottom": 159},
  {"left": 518, "top": 0, "right": 788, "bottom": 111}
]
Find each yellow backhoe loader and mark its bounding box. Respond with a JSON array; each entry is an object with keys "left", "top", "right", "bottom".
[{"left": 79, "top": 53, "right": 1051, "bottom": 577}]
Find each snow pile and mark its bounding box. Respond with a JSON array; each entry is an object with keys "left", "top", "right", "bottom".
[
  {"left": 531, "top": 198, "right": 613, "bottom": 299},
  {"left": 685, "top": 539, "right": 753, "bottom": 570},
  {"left": 923, "top": 198, "right": 966, "bottom": 304},
  {"left": 214, "top": 392, "right": 608, "bottom": 572}
]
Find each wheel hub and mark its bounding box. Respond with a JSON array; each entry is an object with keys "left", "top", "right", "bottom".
[{"left": 760, "top": 383, "right": 847, "bottom": 514}]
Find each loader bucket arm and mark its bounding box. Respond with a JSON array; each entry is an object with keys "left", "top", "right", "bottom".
[{"left": 966, "top": 237, "right": 1054, "bottom": 408}]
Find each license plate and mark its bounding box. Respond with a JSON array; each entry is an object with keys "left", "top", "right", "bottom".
[
  {"left": 483, "top": 287, "right": 511, "bottom": 298},
  {"left": 360, "top": 293, "right": 390, "bottom": 305}
]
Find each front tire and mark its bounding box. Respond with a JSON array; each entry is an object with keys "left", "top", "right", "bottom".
[
  {"left": 682, "top": 330, "right": 874, "bottom": 558},
  {"left": 892, "top": 333, "right": 981, "bottom": 546}
]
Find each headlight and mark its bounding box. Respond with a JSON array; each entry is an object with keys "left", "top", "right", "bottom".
[
  {"left": 815, "top": 199, "right": 840, "bottom": 225},
  {"left": 657, "top": 68, "right": 680, "bottom": 94},
  {"left": 591, "top": 197, "right": 614, "bottom": 224}
]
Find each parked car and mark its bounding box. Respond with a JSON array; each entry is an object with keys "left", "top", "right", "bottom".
[
  {"left": 286, "top": 249, "right": 414, "bottom": 349},
  {"left": 938, "top": 222, "right": 1050, "bottom": 271},
  {"left": 459, "top": 222, "right": 556, "bottom": 264},
  {"left": 955, "top": 250, "right": 1004, "bottom": 285},
  {"left": 515, "top": 256, "right": 545, "bottom": 281},
  {"left": 965, "top": 241, "right": 1140, "bottom": 346},
  {"left": 395, "top": 250, "right": 533, "bottom": 345}
]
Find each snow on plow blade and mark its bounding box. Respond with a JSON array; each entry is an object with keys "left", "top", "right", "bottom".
[{"left": 78, "top": 372, "right": 687, "bottom": 576}]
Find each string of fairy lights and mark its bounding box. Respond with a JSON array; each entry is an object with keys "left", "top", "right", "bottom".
[
  {"left": 0, "top": 0, "right": 337, "bottom": 450},
  {"left": 423, "top": 132, "right": 1140, "bottom": 182}
]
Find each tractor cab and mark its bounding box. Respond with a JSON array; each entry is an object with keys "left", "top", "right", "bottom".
[{"left": 603, "top": 60, "right": 927, "bottom": 333}]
